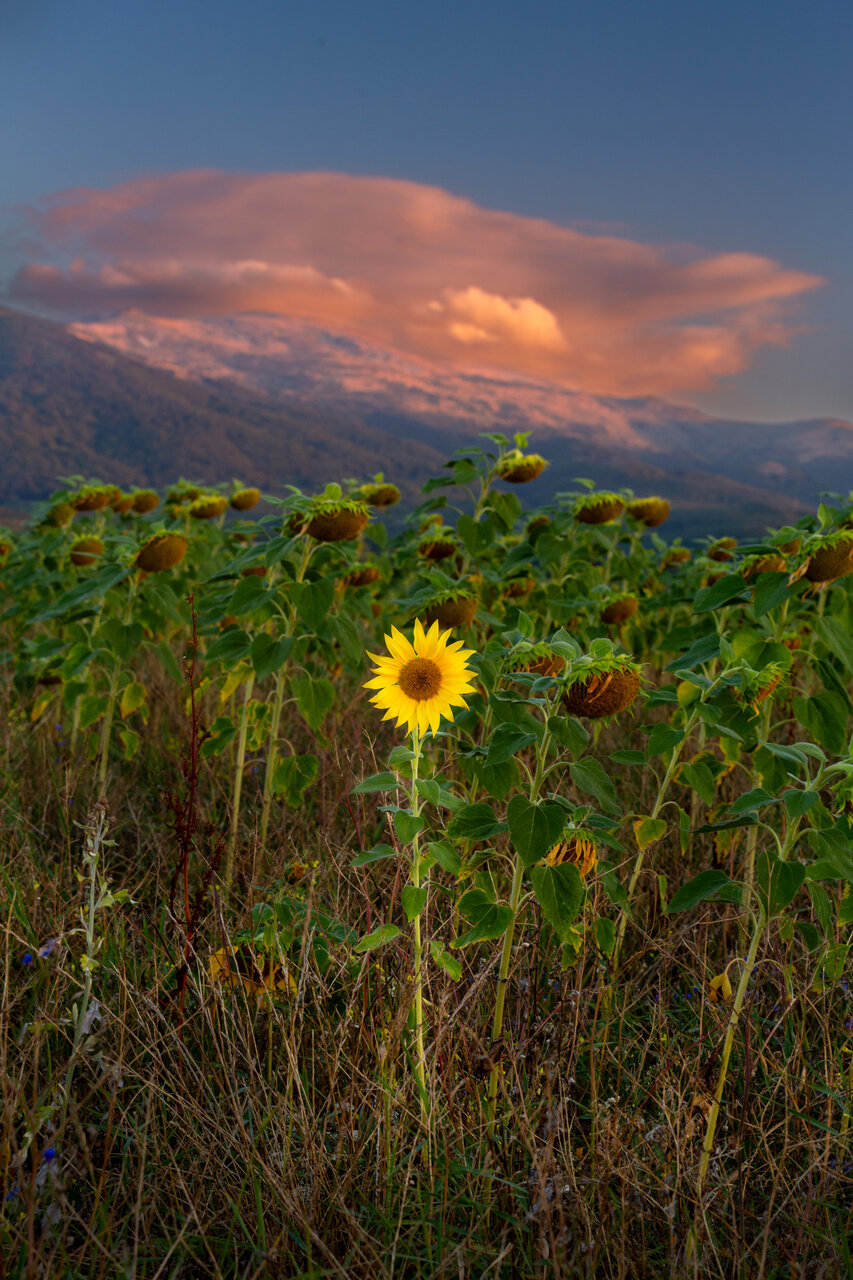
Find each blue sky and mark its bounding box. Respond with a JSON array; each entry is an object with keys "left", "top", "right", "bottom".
[{"left": 2, "top": 0, "right": 850, "bottom": 420}]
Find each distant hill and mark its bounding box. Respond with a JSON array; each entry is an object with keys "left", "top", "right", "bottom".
[
  {"left": 3, "top": 305, "right": 852, "bottom": 539},
  {"left": 0, "top": 306, "right": 445, "bottom": 508}
]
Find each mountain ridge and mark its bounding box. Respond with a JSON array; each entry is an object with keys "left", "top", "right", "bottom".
[{"left": 1, "top": 305, "right": 849, "bottom": 538}]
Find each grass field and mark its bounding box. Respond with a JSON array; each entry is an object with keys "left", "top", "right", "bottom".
[{"left": 1, "top": 439, "right": 852, "bottom": 1278}]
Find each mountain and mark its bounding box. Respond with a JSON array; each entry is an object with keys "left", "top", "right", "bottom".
[
  {"left": 0, "top": 306, "right": 446, "bottom": 511},
  {"left": 2, "top": 304, "right": 852, "bottom": 539}
]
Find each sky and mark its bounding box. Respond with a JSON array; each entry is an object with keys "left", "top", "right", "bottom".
[{"left": 1, "top": 0, "right": 850, "bottom": 421}]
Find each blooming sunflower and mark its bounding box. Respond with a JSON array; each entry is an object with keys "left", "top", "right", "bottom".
[{"left": 365, "top": 619, "right": 476, "bottom": 735}]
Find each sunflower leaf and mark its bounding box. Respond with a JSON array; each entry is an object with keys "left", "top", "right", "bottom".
[{"left": 353, "top": 924, "right": 403, "bottom": 953}]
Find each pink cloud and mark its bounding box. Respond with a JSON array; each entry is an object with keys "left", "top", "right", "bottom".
[{"left": 8, "top": 169, "right": 825, "bottom": 396}]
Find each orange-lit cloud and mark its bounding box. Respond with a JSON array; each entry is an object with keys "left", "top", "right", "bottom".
[{"left": 8, "top": 169, "right": 825, "bottom": 396}]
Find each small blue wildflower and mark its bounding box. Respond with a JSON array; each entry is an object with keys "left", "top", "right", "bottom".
[
  {"left": 42, "top": 1148, "right": 56, "bottom": 1162},
  {"left": 38, "top": 939, "right": 59, "bottom": 959},
  {"left": 22, "top": 953, "right": 33, "bottom": 966},
  {"left": 4, "top": 1187, "right": 18, "bottom": 1201}
]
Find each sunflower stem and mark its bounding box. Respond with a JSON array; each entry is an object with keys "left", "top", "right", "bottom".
[
  {"left": 485, "top": 724, "right": 551, "bottom": 1127},
  {"left": 259, "top": 537, "right": 313, "bottom": 851},
  {"left": 695, "top": 905, "right": 764, "bottom": 1210},
  {"left": 96, "top": 573, "right": 138, "bottom": 792},
  {"left": 224, "top": 672, "right": 255, "bottom": 892},
  {"left": 609, "top": 705, "right": 699, "bottom": 984},
  {"left": 408, "top": 728, "right": 430, "bottom": 1130}
]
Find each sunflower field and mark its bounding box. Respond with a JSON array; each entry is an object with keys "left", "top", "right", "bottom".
[{"left": 1, "top": 435, "right": 852, "bottom": 1278}]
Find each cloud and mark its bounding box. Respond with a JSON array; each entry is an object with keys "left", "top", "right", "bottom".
[{"left": 6, "top": 169, "right": 825, "bottom": 396}]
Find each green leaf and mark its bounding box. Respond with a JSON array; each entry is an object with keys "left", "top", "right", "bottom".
[
  {"left": 227, "top": 575, "right": 269, "bottom": 615},
  {"left": 795, "top": 921, "right": 821, "bottom": 952},
  {"left": 664, "top": 633, "right": 720, "bottom": 671},
  {"left": 450, "top": 889, "right": 514, "bottom": 948},
  {"left": 529, "top": 862, "right": 584, "bottom": 943},
  {"left": 352, "top": 843, "right": 397, "bottom": 867},
  {"left": 679, "top": 761, "right": 716, "bottom": 807},
  {"left": 200, "top": 714, "right": 238, "bottom": 758},
  {"left": 272, "top": 753, "right": 318, "bottom": 804},
  {"left": 351, "top": 771, "right": 400, "bottom": 794},
  {"left": 290, "top": 676, "right": 335, "bottom": 732},
  {"left": 394, "top": 810, "right": 425, "bottom": 845},
  {"left": 457, "top": 513, "right": 493, "bottom": 556},
  {"left": 609, "top": 749, "right": 646, "bottom": 766},
  {"left": 205, "top": 628, "right": 252, "bottom": 664},
  {"left": 430, "top": 940, "right": 462, "bottom": 980},
  {"left": 647, "top": 724, "right": 684, "bottom": 757},
  {"left": 769, "top": 859, "right": 806, "bottom": 916},
  {"left": 327, "top": 613, "right": 363, "bottom": 664},
  {"left": 805, "top": 841, "right": 853, "bottom": 882},
  {"left": 793, "top": 692, "right": 849, "bottom": 755},
  {"left": 78, "top": 693, "right": 107, "bottom": 730},
  {"left": 728, "top": 788, "right": 778, "bottom": 814},
  {"left": 595, "top": 917, "right": 616, "bottom": 957},
  {"left": 547, "top": 714, "right": 589, "bottom": 756},
  {"left": 119, "top": 680, "right": 146, "bottom": 719},
  {"left": 292, "top": 578, "right": 336, "bottom": 630},
  {"left": 472, "top": 759, "right": 519, "bottom": 802},
  {"left": 569, "top": 758, "right": 619, "bottom": 815},
  {"left": 250, "top": 634, "right": 294, "bottom": 680},
  {"left": 99, "top": 619, "right": 145, "bottom": 662},
  {"left": 401, "top": 884, "right": 428, "bottom": 921},
  {"left": 506, "top": 795, "right": 566, "bottom": 869},
  {"left": 666, "top": 869, "right": 737, "bottom": 913},
  {"left": 782, "top": 789, "right": 819, "bottom": 819},
  {"left": 486, "top": 722, "right": 538, "bottom": 765},
  {"left": 415, "top": 778, "right": 464, "bottom": 810},
  {"left": 752, "top": 572, "right": 797, "bottom": 618},
  {"left": 354, "top": 923, "right": 403, "bottom": 953},
  {"left": 445, "top": 803, "right": 508, "bottom": 840},
  {"left": 634, "top": 817, "right": 667, "bottom": 850},
  {"left": 807, "top": 880, "right": 832, "bottom": 934},
  {"left": 840, "top": 887, "right": 853, "bottom": 927},
  {"left": 119, "top": 728, "right": 139, "bottom": 761},
  {"left": 814, "top": 616, "right": 853, "bottom": 676},
  {"left": 693, "top": 574, "right": 748, "bottom": 614},
  {"left": 426, "top": 840, "right": 462, "bottom": 875}
]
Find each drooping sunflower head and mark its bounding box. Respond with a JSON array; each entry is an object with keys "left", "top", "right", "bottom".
[
  {"left": 626, "top": 496, "right": 670, "bottom": 528},
  {"left": 365, "top": 619, "right": 477, "bottom": 736},
  {"left": 736, "top": 661, "right": 787, "bottom": 716},
  {"left": 72, "top": 484, "right": 115, "bottom": 513},
  {"left": 545, "top": 829, "right": 598, "bottom": 879},
  {"left": 230, "top": 487, "right": 261, "bottom": 511},
  {"left": 131, "top": 489, "right": 160, "bottom": 514},
  {"left": 190, "top": 494, "right": 228, "bottom": 520},
  {"left": 707, "top": 536, "right": 738, "bottom": 562},
  {"left": 802, "top": 531, "right": 853, "bottom": 584},
  {"left": 573, "top": 492, "right": 624, "bottom": 525},
  {"left": 495, "top": 450, "right": 548, "bottom": 484}
]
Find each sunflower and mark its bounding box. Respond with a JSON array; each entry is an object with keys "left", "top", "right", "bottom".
[{"left": 365, "top": 619, "right": 476, "bottom": 735}]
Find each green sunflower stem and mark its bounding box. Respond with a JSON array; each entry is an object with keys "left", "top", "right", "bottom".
[
  {"left": 408, "top": 728, "right": 429, "bottom": 1128},
  {"left": 609, "top": 709, "right": 697, "bottom": 985},
  {"left": 258, "top": 537, "right": 313, "bottom": 852},
  {"left": 695, "top": 906, "right": 764, "bottom": 1210},
  {"left": 96, "top": 573, "right": 139, "bottom": 792},
  {"left": 485, "top": 726, "right": 551, "bottom": 1128},
  {"left": 224, "top": 672, "right": 255, "bottom": 892}
]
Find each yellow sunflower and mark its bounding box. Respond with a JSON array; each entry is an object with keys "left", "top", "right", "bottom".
[{"left": 365, "top": 619, "right": 477, "bottom": 735}]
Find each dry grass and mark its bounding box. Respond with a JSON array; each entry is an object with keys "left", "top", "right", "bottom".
[{"left": 2, "top": 658, "right": 851, "bottom": 1280}]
